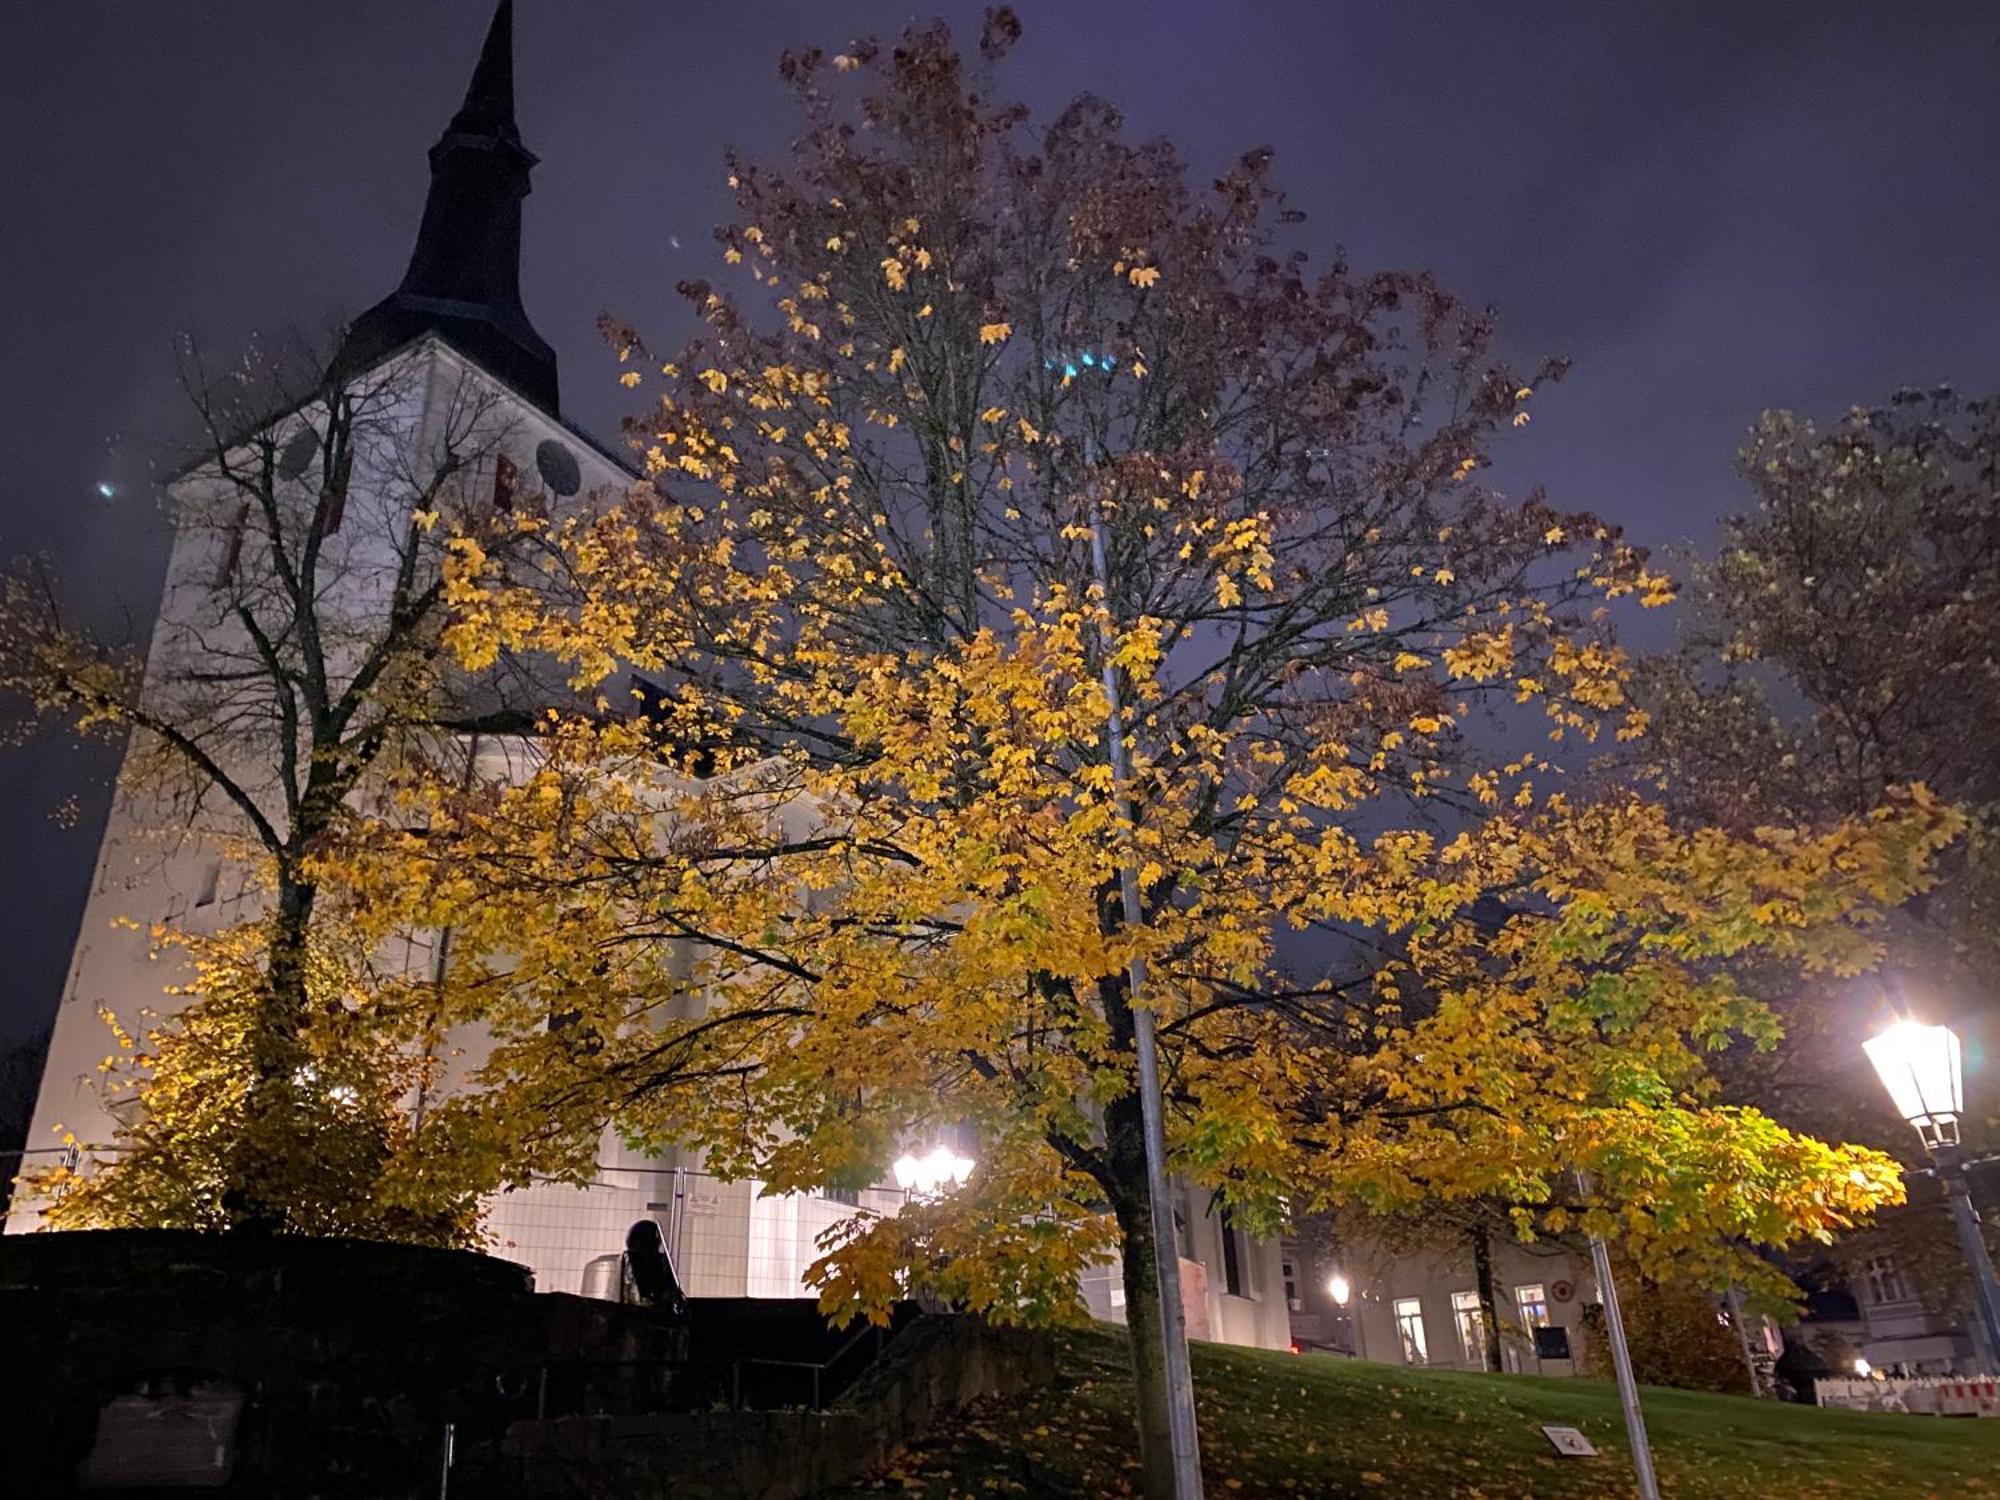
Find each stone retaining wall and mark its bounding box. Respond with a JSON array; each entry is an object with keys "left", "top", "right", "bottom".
[
  {"left": 461, "top": 1314, "right": 1058, "bottom": 1499},
  {"left": 0, "top": 1229, "right": 683, "bottom": 1496}
]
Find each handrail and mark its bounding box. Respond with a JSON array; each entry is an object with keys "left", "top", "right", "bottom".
[{"left": 517, "top": 1319, "right": 892, "bottom": 1414}]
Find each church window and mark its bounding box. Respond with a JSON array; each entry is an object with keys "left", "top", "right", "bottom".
[
  {"left": 214, "top": 503, "right": 248, "bottom": 588},
  {"left": 493, "top": 452, "right": 519, "bottom": 512},
  {"left": 1217, "top": 1206, "right": 1259, "bottom": 1298},
  {"left": 535, "top": 438, "right": 582, "bottom": 497},
  {"left": 314, "top": 443, "right": 353, "bottom": 537},
  {"left": 1862, "top": 1255, "right": 1912, "bottom": 1305},
  {"left": 276, "top": 426, "right": 319, "bottom": 481}
]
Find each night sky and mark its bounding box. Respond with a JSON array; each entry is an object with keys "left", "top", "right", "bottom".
[{"left": 1, "top": 1, "right": 1997, "bottom": 1043}]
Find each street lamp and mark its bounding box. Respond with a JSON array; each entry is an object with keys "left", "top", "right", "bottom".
[
  {"left": 1864, "top": 1019, "right": 2000, "bottom": 1372},
  {"left": 892, "top": 1145, "right": 975, "bottom": 1198},
  {"left": 1326, "top": 1272, "right": 1366, "bottom": 1360},
  {"left": 1864, "top": 1021, "right": 1964, "bottom": 1149}
]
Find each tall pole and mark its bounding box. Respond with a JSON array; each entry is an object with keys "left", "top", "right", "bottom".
[
  {"left": 1725, "top": 1286, "right": 1764, "bottom": 1397},
  {"left": 1939, "top": 1152, "right": 2000, "bottom": 1372},
  {"left": 1086, "top": 473, "right": 1205, "bottom": 1500},
  {"left": 1579, "top": 1173, "right": 1660, "bottom": 1500}
]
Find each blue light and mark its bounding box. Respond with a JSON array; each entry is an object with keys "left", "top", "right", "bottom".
[
  {"left": 1063, "top": 362, "right": 1078, "bottom": 379},
  {"left": 1081, "top": 352, "right": 1096, "bottom": 367},
  {"left": 95, "top": 481, "right": 116, "bottom": 500}
]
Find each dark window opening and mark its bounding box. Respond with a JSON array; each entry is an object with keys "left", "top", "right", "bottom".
[
  {"left": 214, "top": 504, "right": 249, "bottom": 588},
  {"left": 316, "top": 445, "right": 353, "bottom": 537},
  {"left": 1220, "top": 1212, "right": 1245, "bottom": 1297},
  {"left": 493, "top": 452, "right": 519, "bottom": 512}
]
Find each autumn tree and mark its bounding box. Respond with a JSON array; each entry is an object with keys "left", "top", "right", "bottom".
[
  {"left": 0, "top": 334, "right": 604, "bottom": 1240},
  {"left": 1634, "top": 386, "right": 2000, "bottom": 1317},
  {"left": 1578, "top": 1252, "right": 1756, "bottom": 1395},
  {"left": 426, "top": 17, "right": 1954, "bottom": 1494},
  {"left": 1638, "top": 387, "right": 2000, "bottom": 1025}
]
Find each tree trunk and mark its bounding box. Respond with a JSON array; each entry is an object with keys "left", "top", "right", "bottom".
[
  {"left": 227, "top": 872, "right": 317, "bottom": 1231},
  {"left": 1113, "top": 1177, "right": 1182, "bottom": 1500},
  {"left": 1107, "top": 1085, "right": 1184, "bottom": 1500},
  {"left": 1471, "top": 1224, "right": 1504, "bottom": 1372}
]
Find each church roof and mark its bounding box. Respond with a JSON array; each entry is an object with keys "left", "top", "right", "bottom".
[{"left": 329, "top": 1, "right": 562, "bottom": 415}]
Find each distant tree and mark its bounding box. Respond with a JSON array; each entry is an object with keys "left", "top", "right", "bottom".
[
  {"left": 431, "top": 18, "right": 1954, "bottom": 1494},
  {"left": 1639, "top": 388, "right": 2000, "bottom": 1077},
  {"left": 1634, "top": 386, "right": 2000, "bottom": 1309},
  {"left": 1578, "top": 1253, "right": 1754, "bottom": 1396}
]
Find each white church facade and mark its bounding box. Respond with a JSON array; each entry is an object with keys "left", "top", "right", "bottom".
[{"left": 4, "top": 2, "right": 1291, "bottom": 1356}]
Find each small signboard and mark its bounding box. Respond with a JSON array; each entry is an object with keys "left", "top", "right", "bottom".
[
  {"left": 1534, "top": 1324, "right": 1573, "bottom": 1362},
  {"left": 1550, "top": 1278, "right": 1576, "bottom": 1304},
  {"left": 1541, "top": 1425, "right": 1598, "bottom": 1457}
]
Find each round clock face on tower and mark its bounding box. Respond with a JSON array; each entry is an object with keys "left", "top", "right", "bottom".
[
  {"left": 276, "top": 427, "right": 319, "bottom": 480},
  {"left": 535, "top": 438, "right": 581, "bottom": 497}
]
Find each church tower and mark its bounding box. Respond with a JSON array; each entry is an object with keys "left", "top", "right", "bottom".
[
  {"left": 4, "top": 3, "right": 628, "bottom": 1260},
  {"left": 331, "top": 0, "right": 562, "bottom": 415}
]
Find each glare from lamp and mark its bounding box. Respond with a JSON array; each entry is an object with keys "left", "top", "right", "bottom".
[
  {"left": 1863, "top": 1019, "right": 1964, "bottom": 1150},
  {"left": 1853, "top": 1357, "right": 1872, "bottom": 1378},
  {"left": 1328, "top": 1273, "right": 1352, "bottom": 1307},
  {"left": 892, "top": 1144, "right": 975, "bottom": 1197}
]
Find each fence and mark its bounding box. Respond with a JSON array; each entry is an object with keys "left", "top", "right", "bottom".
[{"left": 1816, "top": 1374, "right": 2000, "bottom": 1417}]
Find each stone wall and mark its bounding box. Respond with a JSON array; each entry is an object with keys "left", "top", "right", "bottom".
[
  {"left": 0, "top": 1229, "right": 685, "bottom": 1496},
  {"left": 461, "top": 1314, "right": 1058, "bottom": 1500}
]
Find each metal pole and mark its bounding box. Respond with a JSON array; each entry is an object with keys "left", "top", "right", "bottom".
[
  {"left": 1586, "top": 1233, "right": 1661, "bottom": 1500},
  {"left": 1087, "top": 492, "right": 1205, "bottom": 1499},
  {"left": 1577, "top": 1172, "right": 1659, "bottom": 1500},
  {"left": 1941, "top": 1156, "right": 2000, "bottom": 1372},
  {"left": 1725, "top": 1287, "right": 1763, "bottom": 1397}
]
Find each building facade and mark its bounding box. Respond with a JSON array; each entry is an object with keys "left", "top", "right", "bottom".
[
  {"left": 1849, "top": 1251, "right": 1983, "bottom": 1374},
  {"left": 3, "top": 2, "right": 1291, "bottom": 1352},
  {"left": 1281, "top": 1224, "right": 1596, "bottom": 1375}
]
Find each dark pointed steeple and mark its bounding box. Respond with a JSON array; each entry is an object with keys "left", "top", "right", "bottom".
[{"left": 331, "top": 1, "right": 561, "bottom": 413}]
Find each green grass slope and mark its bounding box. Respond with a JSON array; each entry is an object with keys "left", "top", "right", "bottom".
[{"left": 837, "top": 1323, "right": 1999, "bottom": 1498}]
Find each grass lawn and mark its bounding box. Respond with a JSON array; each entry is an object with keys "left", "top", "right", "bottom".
[{"left": 836, "top": 1323, "right": 2000, "bottom": 1498}]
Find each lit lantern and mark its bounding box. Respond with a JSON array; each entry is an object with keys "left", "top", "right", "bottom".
[{"left": 1863, "top": 1020, "right": 1964, "bottom": 1150}]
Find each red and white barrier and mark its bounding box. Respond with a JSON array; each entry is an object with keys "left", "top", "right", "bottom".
[{"left": 1817, "top": 1374, "right": 2000, "bottom": 1417}]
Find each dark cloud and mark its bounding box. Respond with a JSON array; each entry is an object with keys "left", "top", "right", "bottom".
[{"left": 2, "top": 0, "right": 1996, "bottom": 1037}]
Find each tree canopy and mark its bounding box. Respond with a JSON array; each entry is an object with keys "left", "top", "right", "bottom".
[
  {"left": 3, "top": 19, "right": 1967, "bottom": 1498},
  {"left": 424, "top": 19, "right": 1953, "bottom": 1490}
]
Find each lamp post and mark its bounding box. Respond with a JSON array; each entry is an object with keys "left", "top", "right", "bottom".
[
  {"left": 1576, "top": 1171, "right": 1661, "bottom": 1500},
  {"left": 1061, "top": 345, "right": 1205, "bottom": 1499},
  {"left": 1327, "top": 1272, "right": 1365, "bottom": 1360},
  {"left": 1864, "top": 1020, "right": 2000, "bottom": 1371}
]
